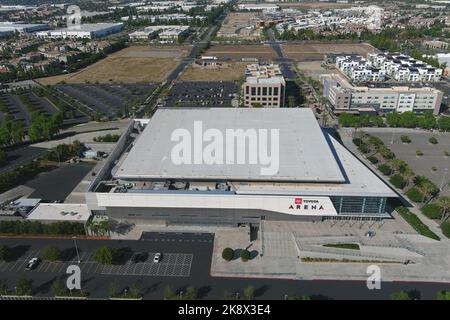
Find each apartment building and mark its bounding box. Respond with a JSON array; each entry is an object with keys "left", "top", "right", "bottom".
[
  {"left": 336, "top": 56, "right": 386, "bottom": 82},
  {"left": 367, "top": 53, "right": 443, "bottom": 82},
  {"left": 322, "top": 74, "right": 443, "bottom": 115},
  {"left": 336, "top": 53, "right": 443, "bottom": 83},
  {"left": 242, "top": 64, "right": 285, "bottom": 108}
]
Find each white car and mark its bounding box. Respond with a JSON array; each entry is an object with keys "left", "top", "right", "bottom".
[
  {"left": 153, "top": 253, "right": 162, "bottom": 263},
  {"left": 25, "top": 257, "right": 40, "bottom": 270}
]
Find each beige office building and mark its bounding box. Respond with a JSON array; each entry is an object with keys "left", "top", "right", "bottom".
[{"left": 242, "top": 64, "right": 286, "bottom": 108}]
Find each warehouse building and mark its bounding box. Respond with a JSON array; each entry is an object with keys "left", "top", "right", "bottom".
[
  {"left": 322, "top": 73, "right": 444, "bottom": 115},
  {"left": 86, "top": 108, "right": 398, "bottom": 226},
  {"left": 36, "top": 23, "right": 124, "bottom": 39},
  {"left": 0, "top": 22, "right": 49, "bottom": 34}
]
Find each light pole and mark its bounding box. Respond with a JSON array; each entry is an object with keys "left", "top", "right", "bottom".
[
  {"left": 440, "top": 168, "right": 448, "bottom": 191},
  {"left": 179, "top": 290, "right": 183, "bottom": 300},
  {"left": 390, "top": 130, "right": 395, "bottom": 145},
  {"left": 73, "top": 236, "right": 81, "bottom": 264}
]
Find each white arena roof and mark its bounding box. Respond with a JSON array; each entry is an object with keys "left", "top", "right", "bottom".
[{"left": 115, "top": 108, "right": 346, "bottom": 182}]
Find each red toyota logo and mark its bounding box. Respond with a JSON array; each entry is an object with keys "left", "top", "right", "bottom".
[{"left": 295, "top": 198, "right": 302, "bottom": 204}]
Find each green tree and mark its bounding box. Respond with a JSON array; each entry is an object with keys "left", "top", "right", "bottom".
[
  {"left": 92, "top": 246, "right": 114, "bottom": 265},
  {"left": 15, "top": 276, "right": 32, "bottom": 296},
  {"left": 0, "top": 279, "right": 8, "bottom": 295},
  {"left": 222, "top": 247, "right": 234, "bottom": 261},
  {"left": 437, "top": 291, "right": 450, "bottom": 300},
  {"left": 41, "top": 245, "right": 61, "bottom": 262},
  {"left": 243, "top": 286, "right": 254, "bottom": 300},
  {"left": 0, "top": 244, "right": 10, "bottom": 262},
  {"left": 184, "top": 286, "right": 198, "bottom": 300},
  {"left": 436, "top": 197, "right": 450, "bottom": 223},
  {"left": 390, "top": 291, "right": 412, "bottom": 300},
  {"left": 240, "top": 249, "right": 250, "bottom": 262},
  {"left": 437, "top": 116, "right": 450, "bottom": 131},
  {"left": 108, "top": 280, "right": 120, "bottom": 298},
  {"left": 164, "top": 285, "right": 176, "bottom": 300},
  {"left": 51, "top": 278, "right": 67, "bottom": 297},
  {"left": 129, "top": 281, "right": 142, "bottom": 299}
]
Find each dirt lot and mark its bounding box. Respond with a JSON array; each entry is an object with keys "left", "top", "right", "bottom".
[
  {"left": 217, "top": 12, "right": 261, "bottom": 40},
  {"left": 37, "top": 46, "right": 189, "bottom": 85},
  {"left": 205, "top": 44, "right": 277, "bottom": 61},
  {"left": 278, "top": 2, "right": 352, "bottom": 9},
  {"left": 283, "top": 43, "right": 378, "bottom": 61},
  {"left": 179, "top": 62, "right": 247, "bottom": 81},
  {"left": 297, "top": 61, "right": 335, "bottom": 81}
]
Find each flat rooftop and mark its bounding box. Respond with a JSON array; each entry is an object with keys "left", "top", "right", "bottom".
[
  {"left": 115, "top": 108, "right": 346, "bottom": 182},
  {"left": 27, "top": 203, "right": 90, "bottom": 223},
  {"left": 52, "top": 23, "right": 123, "bottom": 32}
]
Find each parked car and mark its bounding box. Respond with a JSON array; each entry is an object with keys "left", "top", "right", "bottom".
[
  {"left": 25, "top": 257, "right": 40, "bottom": 270},
  {"left": 153, "top": 253, "right": 162, "bottom": 263}
]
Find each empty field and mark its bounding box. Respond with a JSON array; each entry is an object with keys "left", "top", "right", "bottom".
[
  {"left": 37, "top": 46, "right": 189, "bottom": 85},
  {"left": 297, "top": 61, "right": 335, "bottom": 81},
  {"left": 283, "top": 43, "right": 378, "bottom": 61},
  {"left": 216, "top": 12, "right": 261, "bottom": 40},
  {"left": 180, "top": 62, "right": 247, "bottom": 81},
  {"left": 205, "top": 44, "right": 277, "bottom": 61}
]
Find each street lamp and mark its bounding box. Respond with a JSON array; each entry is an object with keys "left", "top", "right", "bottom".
[{"left": 73, "top": 236, "right": 81, "bottom": 264}]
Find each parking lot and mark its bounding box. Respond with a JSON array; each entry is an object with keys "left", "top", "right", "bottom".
[
  {"left": 164, "top": 81, "right": 236, "bottom": 107},
  {"left": 25, "top": 162, "right": 95, "bottom": 201},
  {"left": 56, "top": 83, "right": 157, "bottom": 118},
  {"left": 0, "top": 90, "right": 59, "bottom": 129},
  {"left": 362, "top": 128, "right": 450, "bottom": 196}
]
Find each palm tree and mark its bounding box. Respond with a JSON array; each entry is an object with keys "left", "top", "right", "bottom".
[
  {"left": 390, "top": 159, "right": 406, "bottom": 174},
  {"left": 419, "top": 183, "right": 436, "bottom": 203},
  {"left": 402, "top": 167, "right": 415, "bottom": 186},
  {"left": 437, "top": 197, "right": 450, "bottom": 223}
]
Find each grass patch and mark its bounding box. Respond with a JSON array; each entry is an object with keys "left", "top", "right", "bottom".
[{"left": 396, "top": 207, "right": 440, "bottom": 241}]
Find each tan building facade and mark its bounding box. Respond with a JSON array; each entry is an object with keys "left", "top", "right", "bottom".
[{"left": 242, "top": 63, "right": 286, "bottom": 108}]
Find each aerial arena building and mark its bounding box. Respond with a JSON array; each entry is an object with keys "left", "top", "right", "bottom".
[{"left": 86, "top": 108, "right": 398, "bottom": 226}]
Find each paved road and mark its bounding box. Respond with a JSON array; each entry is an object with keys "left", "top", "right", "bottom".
[{"left": 1, "top": 233, "right": 450, "bottom": 300}]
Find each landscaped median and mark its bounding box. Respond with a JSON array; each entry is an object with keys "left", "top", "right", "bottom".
[
  {"left": 396, "top": 207, "right": 440, "bottom": 241},
  {"left": 322, "top": 243, "right": 360, "bottom": 250}
]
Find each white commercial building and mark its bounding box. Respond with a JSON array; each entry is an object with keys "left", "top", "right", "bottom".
[
  {"left": 129, "top": 25, "right": 190, "bottom": 41},
  {"left": 36, "top": 23, "right": 124, "bottom": 39},
  {"left": 0, "top": 22, "right": 49, "bottom": 34},
  {"left": 238, "top": 3, "right": 279, "bottom": 11},
  {"left": 322, "top": 73, "right": 444, "bottom": 115}
]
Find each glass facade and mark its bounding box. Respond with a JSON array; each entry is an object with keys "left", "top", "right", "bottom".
[{"left": 330, "top": 197, "right": 386, "bottom": 215}]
